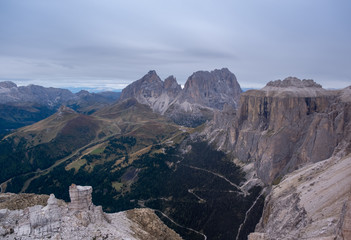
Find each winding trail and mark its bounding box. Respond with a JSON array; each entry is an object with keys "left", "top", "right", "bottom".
[
  {"left": 137, "top": 198, "right": 207, "bottom": 240},
  {"left": 188, "top": 188, "right": 206, "bottom": 203},
  {"left": 235, "top": 191, "right": 264, "bottom": 240},
  {"left": 153, "top": 209, "right": 207, "bottom": 240},
  {"left": 183, "top": 164, "right": 248, "bottom": 196}
]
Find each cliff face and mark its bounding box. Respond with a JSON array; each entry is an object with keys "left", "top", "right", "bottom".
[
  {"left": 204, "top": 78, "right": 351, "bottom": 184},
  {"left": 198, "top": 78, "right": 351, "bottom": 239},
  {"left": 237, "top": 81, "right": 351, "bottom": 184},
  {"left": 181, "top": 68, "right": 241, "bottom": 109},
  {"left": 0, "top": 184, "right": 182, "bottom": 240}
]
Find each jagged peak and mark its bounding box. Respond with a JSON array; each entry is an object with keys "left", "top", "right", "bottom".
[
  {"left": 187, "top": 68, "right": 237, "bottom": 82},
  {"left": 164, "top": 75, "right": 181, "bottom": 89},
  {"left": 0, "top": 81, "right": 17, "bottom": 88},
  {"left": 147, "top": 70, "right": 157, "bottom": 75},
  {"left": 266, "top": 77, "right": 323, "bottom": 88},
  {"left": 211, "top": 67, "right": 231, "bottom": 74},
  {"left": 138, "top": 70, "right": 162, "bottom": 84}
]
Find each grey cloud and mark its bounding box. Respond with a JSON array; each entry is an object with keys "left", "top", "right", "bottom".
[{"left": 0, "top": 0, "right": 350, "bottom": 89}]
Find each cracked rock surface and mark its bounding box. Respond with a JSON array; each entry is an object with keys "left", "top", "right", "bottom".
[{"left": 0, "top": 184, "right": 182, "bottom": 240}]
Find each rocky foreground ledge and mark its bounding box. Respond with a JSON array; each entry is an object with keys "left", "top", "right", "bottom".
[{"left": 0, "top": 184, "right": 182, "bottom": 240}]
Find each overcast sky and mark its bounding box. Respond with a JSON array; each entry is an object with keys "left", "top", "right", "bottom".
[{"left": 0, "top": 0, "right": 350, "bottom": 90}]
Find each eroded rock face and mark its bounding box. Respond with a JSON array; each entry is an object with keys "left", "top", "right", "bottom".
[
  {"left": 248, "top": 154, "right": 351, "bottom": 240},
  {"left": 203, "top": 78, "right": 351, "bottom": 184},
  {"left": 181, "top": 68, "right": 242, "bottom": 110},
  {"left": 0, "top": 185, "right": 182, "bottom": 240}
]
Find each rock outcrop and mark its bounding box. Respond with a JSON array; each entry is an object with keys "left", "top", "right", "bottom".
[
  {"left": 248, "top": 154, "right": 351, "bottom": 240},
  {"left": 0, "top": 184, "right": 182, "bottom": 239},
  {"left": 119, "top": 68, "right": 242, "bottom": 127},
  {"left": 68, "top": 184, "right": 93, "bottom": 211}
]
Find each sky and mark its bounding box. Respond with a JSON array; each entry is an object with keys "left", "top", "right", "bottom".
[{"left": 0, "top": 0, "right": 350, "bottom": 91}]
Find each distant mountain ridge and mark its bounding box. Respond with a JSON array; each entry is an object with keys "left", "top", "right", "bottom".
[
  {"left": 0, "top": 81, "right": 121, "bottom": 132},
  {"left": 0, "top": 81, "right": 76, "bottom": 106},
  {"left": 120, "top": 68, "right": 242, "bottom": 127}
]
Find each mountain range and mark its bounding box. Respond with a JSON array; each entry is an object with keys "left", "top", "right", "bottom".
[
  {"left": 120, "top": 68, "right": 241, "bottom": 127},
  {"left": 0, "top": 81, "right": 121, "bottom": 133},
  {"left": 0, "top": 69, "right": 350, "bottom": 239}
]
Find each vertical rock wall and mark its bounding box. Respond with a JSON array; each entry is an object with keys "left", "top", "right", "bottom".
[{"left": 232, "top": 80, "right": 351, "bottom": 184}]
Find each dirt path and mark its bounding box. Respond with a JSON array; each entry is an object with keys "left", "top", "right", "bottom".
[
  {"left": 188, "top": 188, "right": 206, "bottom": 203},
  {"left": 183, "top": 164, "right": 248, "bottom": 196},
  {"left": 235, "top": 191, "right": 264, "bottom": 240},
  {"left": 153, "top": 209, "right": 207, "bottom": 240}
]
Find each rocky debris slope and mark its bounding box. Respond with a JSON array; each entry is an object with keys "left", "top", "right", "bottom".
[
  {"left": 0, "top": 184, "right": 182, "bottom": 240},
  {"left": 203, "top": 77, "right": 351, "bottom": 184},
  {"left": 248, "top": 154, "right": 351, "bottom": 240},
  {"left": 120, "top": 68, "right": 242, "bottom": 127}
]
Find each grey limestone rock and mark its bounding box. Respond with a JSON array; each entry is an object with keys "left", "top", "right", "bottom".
[
  {"left": 0, "top": 185, "right": 182, "bottom": 240},
  {"left": 203, "top": 79, "right": 351, "bottom": 184},
  {"left": 249, "top": 154, "right": 351, "bottom": 239}
]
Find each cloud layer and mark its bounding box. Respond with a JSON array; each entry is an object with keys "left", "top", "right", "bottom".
[{"left": 0, "top": 0, "right": 350, "bottom": 89}]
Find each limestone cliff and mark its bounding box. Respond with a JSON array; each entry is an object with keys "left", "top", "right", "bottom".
[
  {"left": 0, "top": 184, "right": 182, "bottom": 240},
  {"left": 203, "top": 77, "right": 351, "bottom": 184},
  {"left": 198, "top": 78, "right": 351, "bottom": 239}
]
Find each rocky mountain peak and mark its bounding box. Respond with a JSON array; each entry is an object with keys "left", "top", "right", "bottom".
[
  {"left": 144, "top": 70, "right": 162, "bottom": 83},
  {"left": 164, "top": 75, "right": 182, "bottom": 98},
  {"left": 164, "top": 75, "right": 180, "bottom": 89},
  {"left": 0, "top": 81, "right": 17, "bottom": 88},
  {"left": 76, "top": 90, "right": 90, "bottom": 97},
  {"left": 266, "top": 77, "right": 323, "bottom": 88},
  {"left": 182, "top": 68, "right": 242, "bottom": 109},
  {"left": 120, "top": 70, "right": 164, "bottom": 103},
  {"left": 119, "top": 68, "right": 243, "bottom": 126}
]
